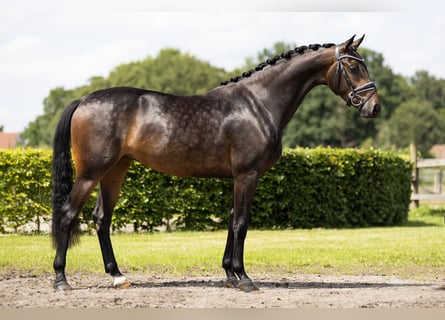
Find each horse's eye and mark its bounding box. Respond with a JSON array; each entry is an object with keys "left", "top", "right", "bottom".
[{"left": 349, "top": 65, "right": 359, "bottom": 73}]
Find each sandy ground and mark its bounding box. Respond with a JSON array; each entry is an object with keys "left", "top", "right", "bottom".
[{"left": 1, "top": 272, "right": 445, "bottom": 308}]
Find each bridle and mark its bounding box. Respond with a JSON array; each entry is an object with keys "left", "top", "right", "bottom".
[{"left": 332, "top": 45, "right": 377, "bottom": 110}]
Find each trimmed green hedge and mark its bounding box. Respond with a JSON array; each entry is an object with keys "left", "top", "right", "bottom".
[
  {"left": 0, "top": 148, "right": 412, "bottom": 233},
  {"left": 0, "top": 149, "right": 52, "bottom": 232},
  {"left": 256, "top": 148, "right": 412, "bottom": 228}
]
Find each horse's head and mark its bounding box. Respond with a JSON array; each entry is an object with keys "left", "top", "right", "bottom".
[{"left": 327, "top": 35, "right": 380, "bottom": 118}]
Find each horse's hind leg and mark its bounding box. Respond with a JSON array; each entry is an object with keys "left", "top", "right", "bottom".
[
  {"left": 53, "top": 178, "right": 98, "bottom": 290},
  {"left": 93, "top": 157, "right": 132, "bottom": 289}
]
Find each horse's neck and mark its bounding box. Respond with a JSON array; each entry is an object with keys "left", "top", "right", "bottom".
[{"left": 244, "top": 48, "right": 335, "bottom": 130}]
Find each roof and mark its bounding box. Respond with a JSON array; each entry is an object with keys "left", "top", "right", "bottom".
[
  {"left": 0, "top": 132, "right": 21, "bottom": 149},
  {"left": 430, "top": 144, "right": 445, "bottom": 159}
]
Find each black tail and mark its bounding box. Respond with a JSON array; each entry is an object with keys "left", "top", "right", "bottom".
[{"left": 51, "top": 99, "right": 81, "bottom": 248}]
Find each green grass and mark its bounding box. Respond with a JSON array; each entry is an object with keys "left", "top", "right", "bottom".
[{"left": 1, "top": 206, "right": 444, "bottom": 280}]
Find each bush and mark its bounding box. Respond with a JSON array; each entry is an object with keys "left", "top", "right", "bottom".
[
  {"left": 251, "top": 148, "right": 412, "bottom": 228},
  {"left": 0, "top": 147, "right": 412, "bottom": 233},
  {"left": 0, "top": 149, "right": 52, "bottom": 232}
]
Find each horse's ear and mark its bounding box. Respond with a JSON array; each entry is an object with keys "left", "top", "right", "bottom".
[
  {"left": 341, "top": 35, "right": 356, "bottom": 50},
  {"left": 351, "top": 34, "right": 365, "bottom": 50}
]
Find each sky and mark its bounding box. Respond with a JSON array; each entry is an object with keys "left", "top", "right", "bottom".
[{"left": 0, "top": 0, "right": 444, "bottom": 132}]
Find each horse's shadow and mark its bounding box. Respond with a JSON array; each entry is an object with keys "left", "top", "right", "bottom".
[{"left": 130, "top": 279, "right": 433, "bottom": 290}]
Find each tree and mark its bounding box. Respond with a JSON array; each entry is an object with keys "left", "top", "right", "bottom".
[
  {"left": 382, "top": 99, "right": 445, "bottom": 155},
  {"left": 21, "top": 87, "right": 76, "bottom": 147},
  {"left": 411, "top": 70, "right": 445, "bottom": 110},
  {"left": 107, "top": 48, "right": 228, "bottom": 96},
  {"left": 374, "top": 71, "right": 445, "bottom": 153},
  {"left": 242, "top": 41, "right": 296, "bottom": 69}
]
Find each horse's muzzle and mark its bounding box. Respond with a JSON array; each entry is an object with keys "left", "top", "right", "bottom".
[{"left": 360, "top": 101, "right": 380, "bottom": 118}]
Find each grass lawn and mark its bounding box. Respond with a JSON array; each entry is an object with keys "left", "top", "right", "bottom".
[{"left": 0, "top": 206, "right": 444, "bottom": 280}]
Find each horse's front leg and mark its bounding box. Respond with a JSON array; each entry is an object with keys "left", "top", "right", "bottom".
[
  {"left": 223, "top": 171, "right": 260, "bottom": 292},
  {"left": 222, "top": 207, "right": 238, "bottom": 288}
]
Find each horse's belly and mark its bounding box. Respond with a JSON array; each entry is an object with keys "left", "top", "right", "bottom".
[
  {"left": 126, "top": 133, "right": 232, "bottom": 178},
  {"left": 135, "top": 153, "right": 233, "bottom": 178}
]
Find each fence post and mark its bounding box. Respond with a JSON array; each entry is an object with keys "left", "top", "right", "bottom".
[
  {"left": 410, "top": 142, "right": 419, "bottom": 208},
  {"left": 434, "top": 170, "right": 443, "bottom": 194}
]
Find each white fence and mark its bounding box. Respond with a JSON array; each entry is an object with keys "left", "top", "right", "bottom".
[{"left": 411, "top": 145, "right": 445, "bottom": 206}]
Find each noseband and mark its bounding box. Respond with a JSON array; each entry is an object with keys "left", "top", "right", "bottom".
[{"left": 333, "top": 45, "right": 377, "bottom": 110}]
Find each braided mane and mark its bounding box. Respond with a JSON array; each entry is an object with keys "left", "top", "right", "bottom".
[{"left": 221, "top": 42, "right": 336, "bottom": 86}]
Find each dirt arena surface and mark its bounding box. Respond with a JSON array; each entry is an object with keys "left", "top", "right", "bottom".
[{"left": 1, "top": 272, "right": 445, "bottom": 308}]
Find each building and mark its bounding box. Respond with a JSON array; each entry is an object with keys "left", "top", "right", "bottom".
[
  {"left": 0, "top": 132, "right": 22, "bottom": 149},
  {"left": 430, "top": 144, "right": 445, "bottom": 159}
]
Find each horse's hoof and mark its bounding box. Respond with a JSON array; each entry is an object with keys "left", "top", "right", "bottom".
[
  {"left": 54, "top": 281, "right": 72, "bottom": 291},
  {"left": 237, "top": 279, "right": 260, "bottom": 293},
  {"left": 113, "top": 276, "right": 131, "bottom": 289},
  {"left": 224, "top": 276, "right": 238, "bottom": 288}
]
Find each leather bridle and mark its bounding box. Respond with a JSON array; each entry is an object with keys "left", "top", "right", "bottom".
[{"left": 333, "top": 45, "right": 377, "bottom": 110}]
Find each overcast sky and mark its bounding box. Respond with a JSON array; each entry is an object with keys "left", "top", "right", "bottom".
[{"left": 0, "top": 0, "right": 444, "bottom": 132}]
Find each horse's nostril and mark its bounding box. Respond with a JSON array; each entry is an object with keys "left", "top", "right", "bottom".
[{"left": 372, "top": 103, "right": 380, "bottom": 117}]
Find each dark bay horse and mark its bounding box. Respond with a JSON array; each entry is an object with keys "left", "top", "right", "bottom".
[{"left": 52, "top": 35, "right": 380, "bottom": 292}]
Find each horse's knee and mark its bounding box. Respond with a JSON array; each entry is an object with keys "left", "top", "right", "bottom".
[{"left": 232, "top": 221, "right": 248, "bottom": 239}]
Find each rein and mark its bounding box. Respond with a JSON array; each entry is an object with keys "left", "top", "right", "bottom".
[{"left": 333, "top": 45, "right": 377, "bottom": 110}]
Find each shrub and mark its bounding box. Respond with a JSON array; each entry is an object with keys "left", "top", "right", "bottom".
[
  {"left": 251, "top": 148, "right": 412, "bottom": 228},
  {"left": 0, "top": 147, "right": 412, "bottom": 233},
  {"left": 0, "top": 149, "right": 52, "bottom": 232}
]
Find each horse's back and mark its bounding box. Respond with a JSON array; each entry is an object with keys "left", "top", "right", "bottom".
[
  {"left": 69, "top": 86, "right": 280, "bottom": 178},
  {"left": 69, "top": 87, "right": 230, "bottom": 176}
]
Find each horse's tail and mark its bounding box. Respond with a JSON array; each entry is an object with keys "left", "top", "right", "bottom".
[{"left": 51, "top": 99, "right": 81, "bottom": 248}]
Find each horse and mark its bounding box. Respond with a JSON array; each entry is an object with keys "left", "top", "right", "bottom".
[{"left": 51, "top": 35, "right": 380, "bottom": 293}]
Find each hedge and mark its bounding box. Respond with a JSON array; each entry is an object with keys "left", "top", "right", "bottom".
[
  {"left": 0, "top": 149, "right": 52, "bottom": 232},
  {"left": 0, "top": 147, "right": 412, "bottom": 233}
]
